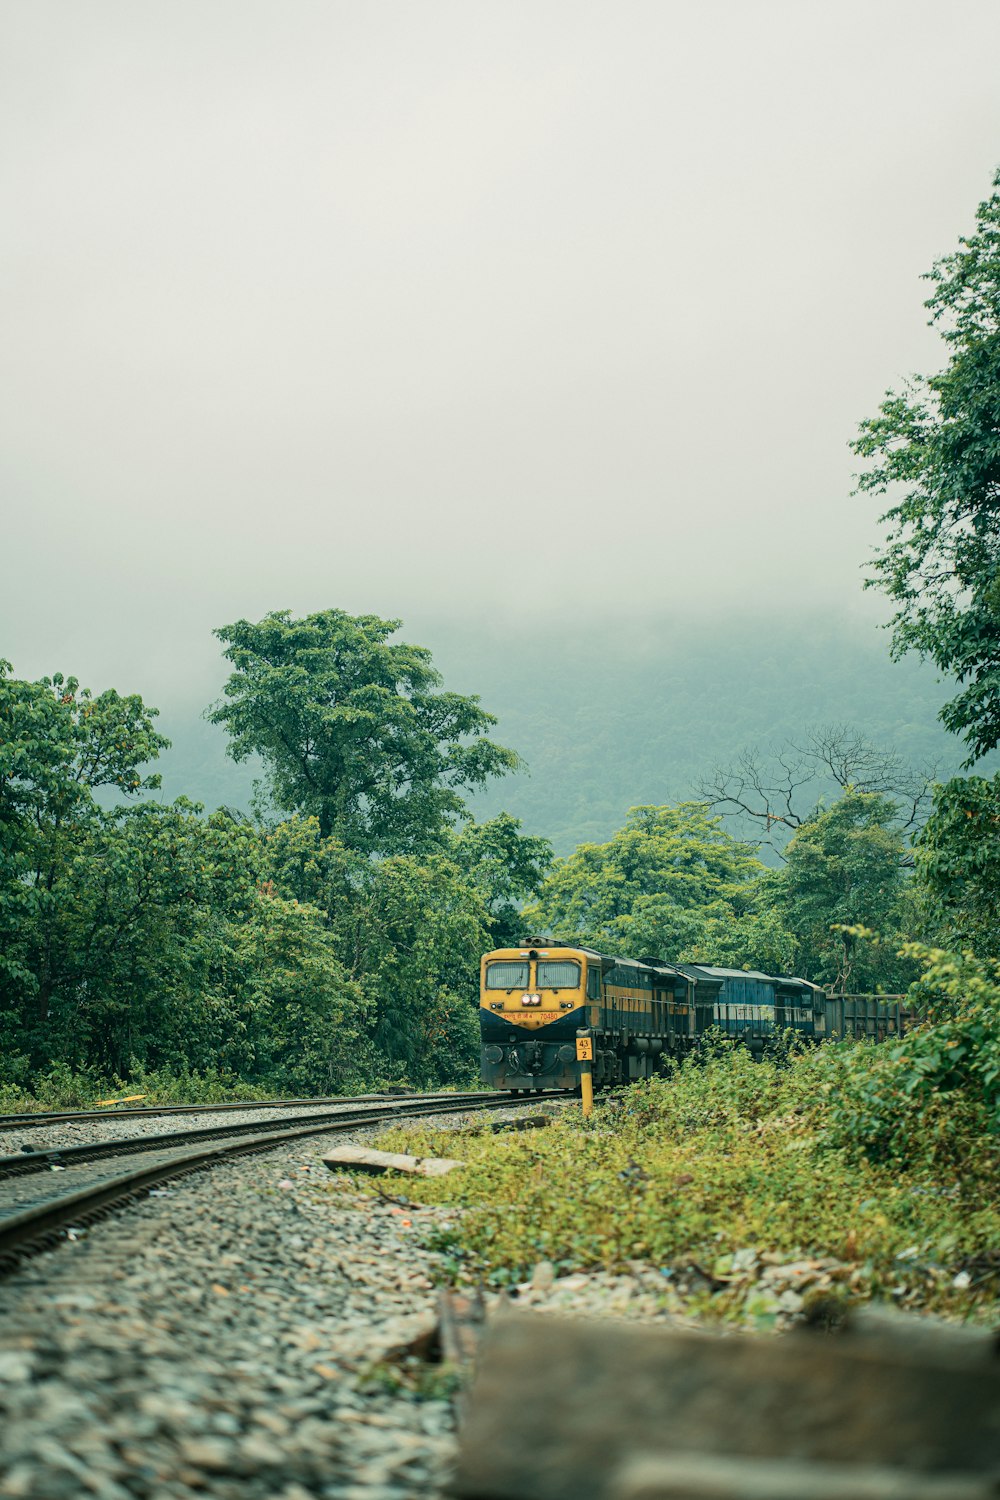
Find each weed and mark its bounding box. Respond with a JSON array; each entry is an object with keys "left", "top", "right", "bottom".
[
  {"left": 367, "top": 1043, "right": 999, "bottom": 1320},
  {"left": 357, "top": 1357, "right": 462, "bottom": 1401}
]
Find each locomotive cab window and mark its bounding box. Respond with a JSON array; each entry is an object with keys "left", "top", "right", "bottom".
[
  {"left": 485, "top": 961, "right": 530, "bottom": 990},
  {"left": 537, "top": 960, "right": 581, "bottom": 990},
  {"left": 587, "top": 966, "right": 602, "bottom": 1000}
]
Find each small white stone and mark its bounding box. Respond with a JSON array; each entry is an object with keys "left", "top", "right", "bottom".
[
  {"left": 531, "top": 1260, "right": 555, "bottom": 1293},
  {"left": 0, "top": 1351, "right": 33, "bottom": 1382}
]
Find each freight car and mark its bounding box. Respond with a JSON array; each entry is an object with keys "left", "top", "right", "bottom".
[{"left": 479, "top": 939, "right": 910, "bottom": 1094}]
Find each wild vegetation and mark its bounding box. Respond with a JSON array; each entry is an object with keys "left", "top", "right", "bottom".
[
  {"left": 0, "top": 615, "right": 548, "bottom": 1105},
  {"left": 370, "top": 1017, "right": 999, "bottom": 1319}
]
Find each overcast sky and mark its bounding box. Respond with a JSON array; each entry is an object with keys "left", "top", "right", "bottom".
[{"left": 3, "top": 1, "right": 1000, "bottom": 698}]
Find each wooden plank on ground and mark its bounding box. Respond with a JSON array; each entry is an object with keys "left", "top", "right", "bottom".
[
  {"left": 452, "top": 1309, "right": 1000, "bottom": 1500},
  {"left": 321, "top": 1145, "right": 463, "bottom": 1177}
]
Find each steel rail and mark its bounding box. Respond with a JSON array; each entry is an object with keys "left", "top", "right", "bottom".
[
  {"left": 0, "top": 1091, "right": 439, "bottom": 1131},
  {"left": 0, "top": 1092, "right": 513, "bottom": 1181},
  {"left": 0, "top": 1093, "right": 556, "bottom": 1273}
]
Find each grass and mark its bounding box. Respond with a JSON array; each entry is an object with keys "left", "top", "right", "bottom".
[
  {"left": 364, "top": 1042, "right": 1000, "bottom": 1322},
  {"left": 0, "top": 1062, "right": 300, "bottom": 1113}
]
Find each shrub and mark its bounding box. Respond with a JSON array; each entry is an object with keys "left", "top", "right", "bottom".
[{"left": 367, "top": 1039, "right": 998, "bottom": 1318}]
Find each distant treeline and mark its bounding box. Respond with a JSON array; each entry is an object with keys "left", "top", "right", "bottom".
[
  {"left": 1, "top": 601, "right": 998, "bottom": 1125},
  {"left": 150, "top": 614, "right": 994, "bottom": 858}
]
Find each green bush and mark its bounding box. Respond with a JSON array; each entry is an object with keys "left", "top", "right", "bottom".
[
  {"left": 369, "top": 1041, "right": 998, "bottom": 1318},
  {"left": 822, "top": 942, "right": 1000, "bottom": 1172}
]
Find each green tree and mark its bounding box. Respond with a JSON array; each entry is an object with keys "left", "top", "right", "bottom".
[
  {"left": 1, "top": 799, "right": 261, "bottom": 1076},
  {"left": 0, "top": 667, "right": 362, "bottom": 1089},
  {"left": 914, "top": 772, "right": 1000, "bottom": 958},
  {"left": 449, "top": 813, "right": 553, "bottom": 946},
  {"left": 853, "top": 170, "right": 1000, "bottom": 765},
  {"left": 0, "top": 666, "right": 170, "bottom": 1050},
  {"left": 209, "top": 609, "right": 520, "bottom": 855},
  {"left": 213, "top": 888, "right": 374, "bottom": 1094},
  {"left": 524, "top": 803, "right": 789, "bottom": 968},
  {"left": 681, "top": 905, "right": 799, "bottom": 976},
  {"left": 261, "top": 816, "right": 490, "bottom": 1084},
  {"left": 0, "top": 664, "right": 167, "bottom": 852},
  {"left": 767, "top": 793, "right": 917, "bottom": 992}
]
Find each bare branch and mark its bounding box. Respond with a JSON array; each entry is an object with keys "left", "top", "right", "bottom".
[
  {"left": 696, "top": 744, "right": 817, "bottom": 853},
  {"left": 697, "top": 724, "right": 936, "bottom": 848}
]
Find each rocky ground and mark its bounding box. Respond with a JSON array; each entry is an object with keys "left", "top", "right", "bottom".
[
  {"left": 0, "top": 1100, "right": 415, "bottom": 1160},
  {"left": 507, "top": 1249, "right": 861, "bottom": 1328},
  {"left": 0, "top": 1107, "right": 510, "bottom": 1500},
  {"left": 0, "top": 1103, "right": 907, "bottom": 1500}
]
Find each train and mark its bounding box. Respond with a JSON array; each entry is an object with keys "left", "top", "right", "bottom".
[{"left": 479, "top": 938, "right": 910, "bottom": 1094}]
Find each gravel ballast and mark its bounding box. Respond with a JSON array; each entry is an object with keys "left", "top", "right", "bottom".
[
  {"left": 0, "top": 1102, "right": 409, "bottom": 1161},
  {"left": 0, "top": 1108, "right": 526, "bottom": 1500}
]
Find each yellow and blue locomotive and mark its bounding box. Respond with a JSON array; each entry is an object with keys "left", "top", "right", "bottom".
[
  {"left": 479, "top": 938, "right": 721, "bottom": 1093},
  {"left": 479, "top": 938, "right": 907, "bottom": 1093}
]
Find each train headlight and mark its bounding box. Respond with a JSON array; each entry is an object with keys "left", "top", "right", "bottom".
[{"left": 520, "top": 993, "right": 541, "bottom": 1006}]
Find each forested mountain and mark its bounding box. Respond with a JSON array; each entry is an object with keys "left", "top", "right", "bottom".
[{"left": 152, "top": 611, "right": 987, "bottom": 854}]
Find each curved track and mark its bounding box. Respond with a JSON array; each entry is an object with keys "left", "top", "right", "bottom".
[
  {"left": 0, "top": 1091, "right": 415, "bottom": 1130},
  {"left": 0, "top": 1090, "right": 555, "bottom": 1273},
  {"left": 0, "top": 1097, "right": 476, "bottom": 1179}
]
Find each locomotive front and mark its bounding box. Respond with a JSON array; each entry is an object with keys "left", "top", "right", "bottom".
[{"left": 479, "top": 941, "right": 593, "bottom": 1093}]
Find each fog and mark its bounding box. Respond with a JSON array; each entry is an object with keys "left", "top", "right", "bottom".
[{"left": 2, "top": 1, "right": 1000, "bottom": 706}]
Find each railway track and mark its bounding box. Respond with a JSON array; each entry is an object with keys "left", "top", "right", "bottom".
[
  {"left": 0, "top": 1091, "right": 416, "bottom": 1130},
  {"left": 0, "top": 1090, "right": 557, "bottom": 1274},
  {"left": 0, "top": 1096, "right": 481, "bottom": 1178}
]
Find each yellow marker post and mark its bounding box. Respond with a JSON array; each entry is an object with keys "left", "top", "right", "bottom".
[{"left": 576, "top": 1030, "right": 594, "bottom": 1118}]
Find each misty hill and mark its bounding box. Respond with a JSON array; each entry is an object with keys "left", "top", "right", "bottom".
[{"left": 150, "top": 611, "right": 987, "bottom": 858}]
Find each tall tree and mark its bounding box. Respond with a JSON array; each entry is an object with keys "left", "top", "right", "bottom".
[
  {"left": 0, "top": 665, "right": 170, "bottom": 1048},
  {"left": 261, "top": 815, "right": 490, "bottom": 1084},
  {"left": 523, "top": 802, "right": 785, "bottom": 967},
  {"left": 914, "top": 771, "right": 1000, "bottom": 958},
  {"left": 209, "top": 610, "right": 520, "bottom": 856},
  {"left": 449, "top": 813, "right": 553, "bottom": 947},
  {"left": 853, "top": 170, "right": 1000, "bottom": 765},
  {"left": 767, "top": 793, "right": 917, "bottom": 992},
  {"left": 0, "top": 664, "right": 168, "bottom": 837}
]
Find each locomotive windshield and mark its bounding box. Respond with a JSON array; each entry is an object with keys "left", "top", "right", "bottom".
[
  {"left": 537, "top": 960, "right": 581, "bottom": 989},
  {"left": 485, "top": 961, "right": 530, "bottom": 989}
]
